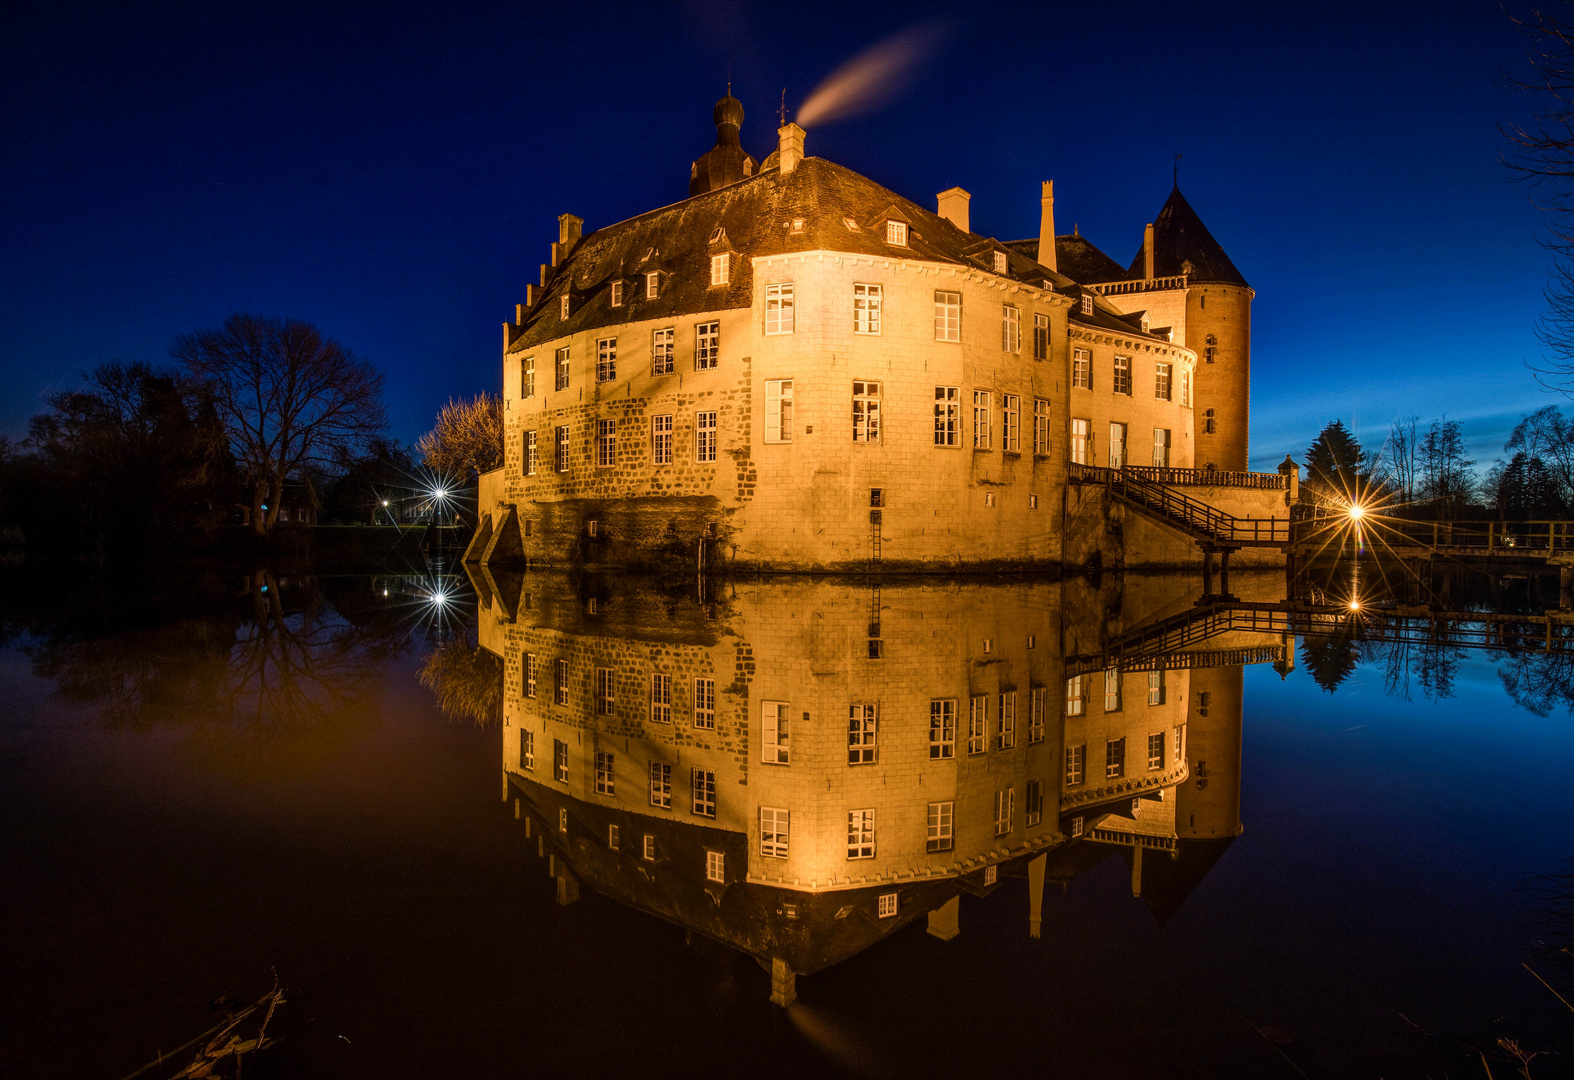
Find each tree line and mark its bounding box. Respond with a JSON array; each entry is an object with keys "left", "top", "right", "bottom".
[{"left": 0, "top": 314, "right": 503, "bottom": 559}]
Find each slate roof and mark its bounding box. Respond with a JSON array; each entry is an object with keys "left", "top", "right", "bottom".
[
  {"left": 1004, "top": 234, "right": 1130, "bottom": 286},
  {"left": 1124, "top": 186, "right": 1249, "bottom": 287}
]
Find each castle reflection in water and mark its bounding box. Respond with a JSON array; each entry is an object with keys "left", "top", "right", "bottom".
[{"left": 467, "top": 565, "right": 1283, "bottom": 1006}]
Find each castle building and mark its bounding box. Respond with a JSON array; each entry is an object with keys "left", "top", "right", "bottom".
[{"left": 479, "top": 93, "right": 1260, "bottom": 572}]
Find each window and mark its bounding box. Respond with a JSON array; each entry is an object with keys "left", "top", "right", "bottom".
[
  {"left": 997, "top": 691, "right": 1016, "bottom": 749},
  {"left": 555, "top": 346, "right": 570, "bottom": 391},
  {"left": 596, "top": 667, "right": 614, "bottom": 714},
  {"left": 878, "top": 893, "right": 898, "bottom": 918},
  {"left": 993, "top": 250, "right": 1008, "bottom": 274},
  {"left": 560, "top": 295, "right": 570, "bottom": 321},
  {"left": 1066, "top": 674, "right": 1085, "bottom": 716},
  {"left": 522, "top": 356, "right": 535, "bottom": 398},
  {"left": 555, "top": 426, "right": 569, "bottom": 472},
  {"left": 651, "top": 327, "right": 674, "bottom": 376},
  {"left": 848, "top": 704, "right": 877, "bottom": 764},
  {"left": 984, "top": 865, "right": 997, "bottom": 886},
  {"left": 642, "top": 834, "right": 656, "bottom": 860},
  {"left": 608, "top": 824, "right": 620, "bottom": 850},
  {"left": 765, "top": 283, "right": 795, "bottom": 334},
  {"left": 1198, "top": 690, "right": 1211, "bottom": 717},
  {"left": 1070, "top": 815, "right": 1084, "bottom": 838},
  {"left": 1153, "top": 427, "right": 1171, "bottom": 467},
  {"left": 710, "top": 252, "right": 730, "bottom": 286},
  {"left": 853, "top": 283, "right": 882, "bottom": 334},
  {"left": 693, "top": 677, "right": 715, "bottom": 729},
  {"left": 524, "top": 653, "right": 538, "bottom": 698},
  {"left": 1106, "top": 737, "right": 1126, "bottom": 779},
  {"left": 972, "top": 391, "right": 992, "bottom": 449},
  {"left": 1148, "top": 670, "right": 1165, "bottom": 706},
  {"left": 594, "top": 750, "right": 614, "bottom": 795},
  {"left": 1033, "top": 313, "right": 1049, "bottom": 361},
  {"left": 644, "top": 673, "right": 671, "bottom": 725},
  {"left": 1029, "top": 686, "right": 1047, "bottom": 743},
  {"left": 1156, "top": 361, "right": 1172, "bottom": 401},
  {"left": 968, "top": 695, "right": 988, "bottom": 754},
  {"left": 519, "top": 728, "right": 534, "bottom": 770},
  {"left": 651, "top": 415, "right": 672, "bottom": 464},
  {"left": 1204, "top": 334, "right": 1217, "bottom": 363},
  {"left": 926, "top": 801, "right": 954, "bottom": 852},
  {"left": 1001, "top": 394, "right": 1020, "bottom": 452},
  {"left": 994, "top": 788, "right": 1015, "bottom": 836},
  {"left": 929, "top": 699, "right": 956, "bottom": 758},
  {"left": 1180, "top": 367, "right": 1191, "bottom": 408},
  {"left": 1002, "top": 304, "right": 1021, "bottom": 352},
  {"left": 611, "top": 281, "right": 624, "bottom": 307},
  {"left": 764, "top": 379, "right": 793, "bottom": 443},
  {"left": 843, "top": 216, "right": 860, "bottom": 231},
  {"left": 645, "top": 272, "right": 659, "bottom": 299},
  {"left": 1104, "top": 669, "right": 1122, "bottom": 711},
  {"left": 933, "top": 386, "right": 960, "bottom": 446},
  {"left": 1148, "top": 731, "right": 1166, "bottom": 770},
  {"left": 1070, "top": 418, "right": 1090, "bottom": 465},
  {"left": 706, "top": 850, "right": 724, "bottom": 882},
  {"left": 596, "top": 419, "right": 615, "bottom": 468},
  {"left": 1108, "top": 422, "right": 1127, "bottom": 469},
  {"left": 761, "top": 701, "right": 790, "bottom": 764},
  {"left": 695, "top": 411, "right": 717, "bottom": 463},
  {"left": 692, "top": 768, "right": 716, "bottom": 818},
  {"left": 1204, "top": 408, "right": 1216, "bottom": 434},
  {"left": 1072, "top": 348, "right": 1091, "bottom": 389},
  {"left": 554, "top": 659, "right": 569, "bottom": 706},
  {"left": 847, "top": 809, "right": 876, "bottom": 858},
  {"left": 649, "top": 762, "right": 671, "bottom": 808},
  {"left": 559, "top": 807, "right": 568, "bottom": 832},
  {"left": 553, "top": 738, "right": 568, "bottom": 783},
  {"left": 1113, "top": 355, "right": 1132, "bottom": 396},
  {"left": 760, "top": 807, "right": 789, "bottom": 858},
  {"left": 524, "top": 430, "right": 537, "bottom": 476},
  {"left": 694, "top": 321, "right": 719, "bottom": 370},
  {"left": 885, "top": 220, "right": 908, "bottom": 246},
  {"left": 1026, "top": 780, "right": 1043, "bottom": 827},
  {"left": 1033, "top": 399, "right": 1051, "bottom": 456},
  {"left": 1174, "top": 725, "right": 1185, "bottom": 765},
  {"left": 853, "top": 381, "right": 881, "bottom": 442},
  {"left": 1079, "top": 293, "right": 1093, "bottom": 316},
  {"left": 934, "top": 290, "right": 961, "bottom": 342},
  {"left": 596, "top": 337, "right": 616, "bottom": 383},
  {"left": 1065, "top": 743, "right": 1085, "bottom": 786}
]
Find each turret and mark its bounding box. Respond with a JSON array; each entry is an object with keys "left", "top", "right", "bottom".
[{"left": 689, "top": 90, "right": 757, "bottom": 197}]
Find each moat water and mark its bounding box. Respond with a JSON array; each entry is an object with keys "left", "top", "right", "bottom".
[{"left": 2, "top": 559, "right": 1572, "bottom": 1079}]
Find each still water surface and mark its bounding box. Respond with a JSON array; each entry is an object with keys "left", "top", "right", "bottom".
[{"left": 1, "top": 562, "right": 1571, "bottom": 1078}]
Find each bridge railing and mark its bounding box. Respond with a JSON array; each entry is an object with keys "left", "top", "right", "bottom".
[
  {"left": 1293, "top": 515, "right": 1574, "bottom": 552},
  {"left": 1121, "top": 465, "right": 1288, "bottom": 490}
]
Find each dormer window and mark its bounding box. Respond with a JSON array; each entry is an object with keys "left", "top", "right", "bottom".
[
  {"left": 710, "top": 253, "right": 730, "bottom": 286},
  {"left": 611, "top": 281, "right": 624, "bottom": 307},
  {"left": 709, "top": 227, "right": 725, "bottom": 243},
  {"left": 646, "top": 272, "right": 659, "bottom": 300},
  {"left": 992, "top": 251, "right": 1007, "bottom": 274},
  {"left": 791, "top": 218, "right": 805, "bottom": 232},
  {"left": 885, "top": 220, "right": 908, "bottom": 246},
  {"left": 844, "top": 217, "right": 860, "bottom": 231},
  {"left": 1140, "top": 314, "right": 1151, "bottom": 334},
  {"left": 642, "top": 247, "right": 655, "bottom": 262},
  {"left": 560, "top": 295, "right": 571, "bottom": 321},
  {"left": 1079, "top": 293, "right": 1093, "bottom": 316}
]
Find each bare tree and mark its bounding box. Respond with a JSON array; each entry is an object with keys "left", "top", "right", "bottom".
[
  {"left": 1384, "top": 414, "right": 1420, "bottom": 503},
  {"left": 174, "top": 315, "right": 388, "bottom": 535},
  {"left": 416, "top": 393, "right": 503, "bottom": 480},
  {"left": 1419, "top": 417, "right": 1476, "bottom": 517}
]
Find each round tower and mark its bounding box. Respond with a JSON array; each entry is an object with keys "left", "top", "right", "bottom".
[
  {"left": 1187, "top": 284, "right": 1252, "bottom": 472},
  {"left": 1175, "top": 665, "right": 1243, "bottom": 841}
]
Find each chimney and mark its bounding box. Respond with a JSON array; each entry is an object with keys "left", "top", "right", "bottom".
[
  {"left": 558, "top": 213, "right": 583, "bottom": 250},
  {"left": 516, "top": 302, "right": 526, "bottom": 324},
  {"left": 1037, "top": 181, "right": 1057, "bottom": 271},
  {"left": 540, "top": 264, "right": 549, "bottom": 288},
  {"left": 525, "top": 285, "right": 537, "bottom": 308},
  {"left": 936, "top": 187, "right": 971, "bottom": 233},
  {"left": 1143, "top": 222, "right": 1155, "bottom": 280},
  {"left": 777, "top": 123, "right": 805, "bottom": 176}
]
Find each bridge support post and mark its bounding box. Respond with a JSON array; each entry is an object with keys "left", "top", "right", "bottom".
[
  {"left": 1562, "top": 565, "right": 1573, "bottom": 611},
  {"left": 1219, "top": 550, "right": 1233, "bottom": 600},
  {"left": 1201, "top": 550, "right": 1214, "bottom": 598}
]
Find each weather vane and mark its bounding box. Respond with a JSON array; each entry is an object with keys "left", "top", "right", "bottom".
[{"left": 779, "top": 88, "right": 787, "bottom": 127}]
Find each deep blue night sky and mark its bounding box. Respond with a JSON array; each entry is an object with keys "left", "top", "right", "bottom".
[{"left": 0, "top": 0, "right": 1558, "bottom": 471}]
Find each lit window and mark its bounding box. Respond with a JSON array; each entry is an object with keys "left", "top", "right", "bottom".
[
  {"left": 847, "top": 809, "right": 876, "bottom": 858},
  {"left": 554, "top": 738, "right": 568, "bottom": 783},
  {"left": 1109, "top": 422, "right": 1127, "bottom": 468},
  {"left": 934, "top": 290, "right": 961, "bottom": 341},
  {"left": 519, "top": 728, "right": 534, "bottom": 770},
  {"left": 1066, "top": 674, "right": 1085, "bottom": 717},
  {"left": 608, "top": 824, "right": 619, "bottom": 850},
  {"left": 764, "top": 379, "right": 793, "bottom": 443},
  {"left": 706, "top": 850, "right": 725, "bottom": 882},
  {"left": 1148, "top": 670, "right": 1165, "bottom": 706},
  {"left": 984, "top": 865, "right": 997, "bottom": 886},
  {"left": 1033, "top": 313, "right": 1049, "bottom": 361},
  {"left": 1079, "top": 293, "right": 1093, "bottom": 316},
  {"left": 885, "top": 220, "right": 908, "bottom": 246},
  {"left": 933, "top": 386, "right": 960, "bottom": 446},
  {"left": 760, "top": 807, "right": 789, "bottom": 858},
  {"left": 968, "top": 695, "right": 988, "bottom": 754},
  {"left": 1033, "top": 398, "right": 1051, "bottom": 456},
  {"left": 1106, "top": 737, "right": 1125, "bottom": 779},
  {"left": 761, "top": 701, "right": 790, "bottom": 764},
  {"left": 996, "top": 691, "right": 1016, "bottom": 749},
  {"left": 555, "top": 425, "right": 569, "bottom": 473},
  {"left": 560, "top": 295, "right": 570, "bottom": 320},
  {"left": 648, "top": 673, "right": 673, "bottom": 724},
  {"left": 1065, "top": 743, "right": 1085, "bottom": 786},
  {"left": 1028, "top": 686, "right": 1047, "bottom": 743},
  {"left": 972, "top": 390, "right": 992, "bottom": 450},
  {"left": 1175, "top": 725, "right": 1185, "bottom": 764},
  {"left": 843, "top": 216, "right": 860, "bottom": 231},
  {"left": 594, "top": 750, "right": 614, "bottom": 795},
  {"left": 693, "top": 677, "right": 715, "bottom": 729},
  {"left": 649, "top": 761, "right": 671, "bottom": 808},
  {"left": 992, "top": 250, "right": 1007, "bottom": 274},
  {"left": 1113, "top": 355, "right": 1132, "bottom": 396},
  {"left": 611, "top": 280, "right": 624, "bottom": 307},
  {"left": 596, "top": 419, "right": 615, "bottom": 468},
  {"left": 1070, "top": 815, "right": 1084, "bottom": 838},
  {"left": 554, "top": 659, "right": 569, "bottom": 706},
  {"left": 1026, "top": 780, "right": 1043, "bottom": 827},
  {"left": 878, "top": 893, "right": 898, "bottom": 918},
  {"left": 595, "top": 667, "right": 614, "bottom": 715},
  {"left": 1072, "top": 348, "right": 1091, "bottom": 389},
  {"left": 524, "top": 653, "right": 537, "bottom": 699},
  {"left": 694, "top": 321, "right": 720, "bottom": 370},
  {"left": 651, "top": 327, "right": 674, "bottom": 376},
  {"left": 710, "top": 253, "right": 730, "bottom": 286},
  {"left": 1070, "top": 418, "right": 1090, "bottom": 465},
  {"left": 595, "top": 338, "right": 616, "bottom": 383},
  {"left": 765, "top": 283, "right": 795, "bottom": 334},
  {"left": 1180, "top": 367, "right": 1191, "bottom": 408},
  {"left": 853, "top": 282, "right": 882, "bottom": 334},
  {"left": 642, "top": 834, "right": 656, "bottom": 860},
  {"left": 848, "top": 704, "right": 877, "bottom": 764},
  {"left": 1156, "top": 361, "right": 1172, "bottom": 401},
  {"left": 645, "top": 272, "right": 659, "bottom": 299},
  {"left": 1153, "top": 427, "right": 1171, "bottom": 467},
  {"left": 929, "top": 699, "right": 956, "bottom": 758},
  {"left": 522, "top": 355, "right": 535, "bottom": 398},
  {"left": 1148, "top": 731, "right": 1166, "bottom": 770},
  {"left": 1002, "top": 304, "right": 1021, "bottom": 352},
  {"left": 852, "top": 381, "right": 881, "bottom": 442},
  {"left": 555, "top": 346, "right": 570, "bottom": 391},
  {"left": 695, "top": 411, "right": 717, "bottom": 463},
  {"left": 1001, "top": 394, "right": 1020, "bottom": 452},
  {"left": 524, "top": 430, "right": 537, "bottom": 477},
  {"left": 993, "top": 788, "right": 1014, "bottom": 836},
  {"left": 926, "top": 801, "right": 954, "bottom": 852},
  {"left": 651, "top": 414, "right": 672, "bottom": 464},
  {"left": 692, "top": 768, "right": 716, "bottom": 817},
  {"left": 1104, "top": 669, "right": 1122, "bottom": 711}
]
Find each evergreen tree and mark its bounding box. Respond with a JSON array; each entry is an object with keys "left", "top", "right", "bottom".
[{"left": 1304, "top": 420, "right": 1368, "bottom": 496}]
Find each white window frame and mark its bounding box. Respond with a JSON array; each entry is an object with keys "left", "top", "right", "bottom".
[
  {"left": 651, "top": 672, "right": 671, "bottom": 724},
  {"left": 522, "top": 355, "right": 535, "bottom": 398},
  {"left": 710, "top": 252, "right": 730, "bottom": 286},
  {"left": 852, "top": 381, "right": 881, "bottom": 443},
  {"left": 524, "top": 653, "right": 537, "bottom": 698},
  {"left": 651, "top": 414, "right": 672, "bottom": 464},
  {"left": 519, "top": 728, "right": 534, "bottom": 770},
  {"left": 1066, "top": 674, "right": 1085, "bottom": 717},
  {"left": 992, "top": 250, "right": 1008, "bottom": 274},
  {"left": 761, "top": 700, "right": 790, "bottom": 765},
  {"left": 1180, "top": 366, "right": 1191, "bottom": 408},
  {"left": 559, "top": 295, "right": 570, "bottom": 321},
  {"left": 968, "top": 695, "right": 988, "bottom": 755},
  {"left": 1079, "top": 293, "right": 1093, "bottom": 316},
  {"left": 972, "top": 390, "right": 992, "bottom": 450},
  {"left": 1106, "top": 737, "right": 1125, "bottom": 779},
  {"left": 594, "top": 750, "right": 614, "bottom": 795},
  {"left": 926, "top": 801, "right": 954, "bottom": 852},
  {"left": 1028, "top": 686, "right": 1047, "bottom": 743},
  {"left": 764, "top": 379, "right": 793, "bottom": 444},
  {"left": 1148, "top": 670, "right": 1165, "bottom": 706},
  {"left": 1113, "top": 354, "right": 1132, "bottom": 396},
  {"left": 694, "top": 321, "right": 719, "bottom": 370},
  {"left": 1070, "top": 418, "right": 1090, "bottom": 465},
  {"left": 1033, "top": 398, "right": 1051, "bottom": 456},
  {"left": 1153, "top": 427, "right": 1172, "bottom": 467},
  {"left": 1104, "top": 668, "right": 1122, "bottom": 712},
  {"left": 555, "top": 425, "right": 569, "bottom": 473},
  {"left": 885, "top": 220, "right": 908, "bottom": 246},
  {"left": 1072, "top": 348, "right": 1091, "bottom": 390},
  {"left": 596, "top": 337, "right": 616, "bottom": 383},
  {"left": 760, "top": 807, "right": 789, "bottom": 858},
  {"left": 765, "top": 283, "right": 795, "bottom": 335},
  {"left": 553, "top": 738, "right": 568, "bottom": 783},
  {"left": 993, "top": 788, "right": 1015, "bottom": 837},
  {"left": 649, "top": 761, "right": 671, "bottom": 808},
  {"left": 524, "top": 430, "right": 537, "bottom": 477},
  {"left": 554, "top": 659, "right": 569, "bottom": 706},
  {"left": 1033, "top": 312, "right": 1049, "bottom": 361},
  {"left": 929, "top": 699, "right": 956, "bottom": 758},
  {"left": 848, "top": 703, "right": 877, "bottom": 765},
  {"left": 853, "top": 282, "right": 882, "bottom": 334},
  {"left": 642, "top": 834, "right": 656, "bottom": 860},
  {"left": 651, "top": 327, "right": 674, "bottom": 376},
  {"left": 1109, "top": 422, "right": 1127, "bottom": 469},
  {"left": 595, "top": 419, "right": 615, "bottom": 468},
  {"left": 611, "top": 281, "right": 624, "bottom": 307},
  {"left": 1148, "top": 731, "right": 1166, "bottom": 770},
  {"left": 1026, "top": 780, "right": 1043, "bottom": 827},
  {"left": 692, "top": 768, "right": 716, "bottom": 818},
  {"left": 695, "top": 411, "right": 718, "bottom": 463},
  {"left": 645, "top": 272, "right": 659, "bottom": 299},
  {"left": 847, "top": 809, "right": 876, "bottom": 859},
  {"left": 1001, "top": 394, "right": 1020, "bottom": 452},
  {"left": 1065, "top": 743, "right": 1085, "bottom": 786},
  {"left": 608, "top": 824, "right": 619, "bottom": 850},
  {"left": 1156, "top": 361, "right": 1173, "bottom": 401},
  {"left": 1002, "top": 304, "right": 1021, "bottom": 352},
  {"left": 706, "top": 850, "right": 725, "bottom": 882},
  {"left": 934, "top": 290, "right": 961, "bottom": 342},
  {"left": 595, "top": 666, "right": 614, "bottom": 714},
  {"left": 997, "top": 691, "right": 1016, "bottom": 749},
  {"left": 934, "top": 386, "right": 960, "bottom": 446},
  {"left": 693, "top": 677, "right": 716, "bottom": 729},
  {"left": 555, "top": 346, "right": 570, "bottom": 391},
  {"left": 878, "top": 893, "right": 898, "bottom": 918}
]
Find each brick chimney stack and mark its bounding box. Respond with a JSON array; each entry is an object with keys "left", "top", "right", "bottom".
[
  {"left": 777, "top": 123, "right": 805, "bottom": 176},
  {"left": 936, "top": 187, "right": 970, "bottom": 232},
  {"left": 1037, "top": 181, "right": 1056, "bottom": 271},
  {"left": 1143, "top": 222, "right": 1155, "bottom": 280}
]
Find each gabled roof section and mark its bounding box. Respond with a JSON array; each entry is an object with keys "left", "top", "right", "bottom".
[
  {"left": 1126, "top": 186, "right": 1248, "bottom": 287},
  {"left": 1005, "top": 233, "right": 1130, "bottom": 286}
]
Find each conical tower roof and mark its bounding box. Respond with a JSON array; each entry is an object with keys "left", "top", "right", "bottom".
[{"left": 1127, "top": 186, "right": 1248, "bottom": 286}]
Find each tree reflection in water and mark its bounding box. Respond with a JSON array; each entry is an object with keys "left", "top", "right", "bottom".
[{"left": 417, "top": 633, "right": 502, "bottom": 728}]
